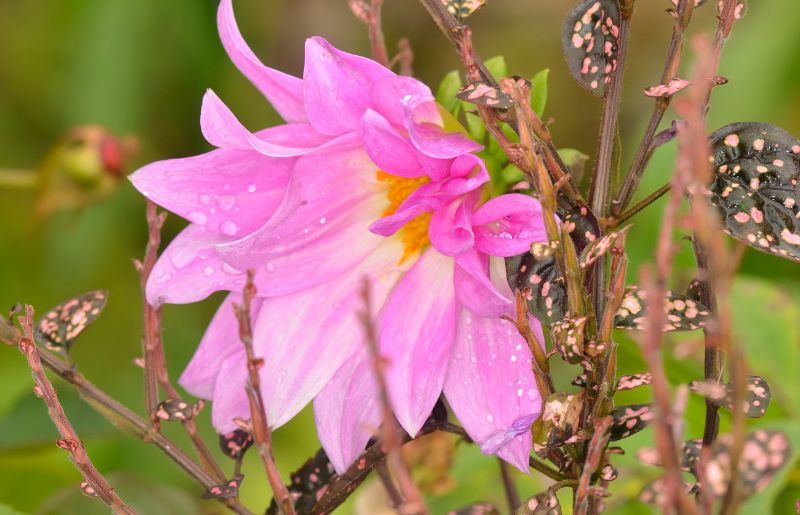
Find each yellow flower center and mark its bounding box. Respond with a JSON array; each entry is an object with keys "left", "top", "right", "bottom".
[{"left": 377, "top": 170, "right": 431, "bottom": 263}]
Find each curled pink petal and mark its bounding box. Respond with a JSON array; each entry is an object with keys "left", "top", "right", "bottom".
[
  {"left": 453, "top": 250, "right": 511, "bottom": 317},
  {"left": 217, "top": 0, "right": 306, "bottom": 122},
  {"left": 428, "top": 198, "right": 475, "bottom": 257},
  {"left": 405, "top": 98, "right": 482, "bottom": 160},
  {"left": 361, "top": 109, "right": 427, "bottom": 178},
  {"left": 473, "top": 194, "right": 547, "bottom": 257},
  {"left": 370, "top": 75, "right": 433, "bottom": 128}
]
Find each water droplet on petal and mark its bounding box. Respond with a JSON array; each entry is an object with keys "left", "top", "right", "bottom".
[
  {"left": 221, "top": 221, "right": 238, "bottom": 236},
  {"left": 247, "top": 183, "right": 257, "bottom": 193},
  {"left": 319, "top": 217, "right": 327, "bottom": 224},
  {"left": 486, "top": 414, "right": 494, "bottom": 423},
  {"left": 203, "top": 266, "right": 215, "bottom": 276},
  {"left": 265, "top": 262, "right": 276, "bottom": 273},
  {"left": 199, "top": 194, "right": 210, "bottom": 205},
  {"left": 189, "top": 211, "right": 207, "bottom": 225},
  {"left": 218, "top": 195, "right": 236, "bottom": 211}
]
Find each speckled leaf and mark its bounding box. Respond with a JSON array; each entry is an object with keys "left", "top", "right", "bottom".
[
  {"left": 689, "top": 375, "right": 771, "bottom": 418},
  {"left": 457, "top": 77, "right": 529, "bottom": 110},
  {"left": 536, "top": 392, "right": 587, "bottom": 455},
  {"left": 686, "top": 277, "right": 703, "bottom": 301},
  {"left": 571, "top": 373, "right": 588, "bottom": 388},
  {"left": 706, "top": 122, "right": 800, "bottom": 261},
  {"left": 640, "top": 480, "right": 699, "bottom": 505},
  {"left": 551, "top": 316, "right": 587, "bottom": 364},
  {"left": 579, "top": 225, "right": 630, "bottom": 269},
  {"left": 155, "top": 399, "right": 195, "bottom": 422},
  {"left": 450, "top": 503, "right": 501, "bottom": 515},
  {"left": 616, "top": 372, "right": 652, "bottom": 391},
  {"left": 600, "top": 463, "right": 618, "bottom": 481},
  {"left": 35, "top": 290, "right": 107, "bottom": 353},
  {"left": 562, "top": 0, "right": 621, "bottom": 96},
  {"left": 201, "top": 474, "right": 244, "bottom": 499},
  {"left": 560, "top": 204, "right": 601, "bottom": 252},
  {"left": 516, "top": 489, "right": 561, "bottom": 514},
  {"left": 270, "top": 448, "right": 337, "bottom": 514},
  {"left": 610, "top": 404, "right": 654, "bottom": 441},
  {"left": 506, "top": 253, "right": 567, "bottom": 326},
  {"left": 638, "top": 438, "right": 703, "bottom": 472},
  {"left": 442, "top": 0, "right": 487, "bottom": 22},
  {"left": 219, "top": 429, "right": 253, "bottom": 459},
  {"left": 703, "top": 430, "right": 791, "bottom": 498},
  {"left": 614, "top": 285, "right": 711, "bottom": 331}
]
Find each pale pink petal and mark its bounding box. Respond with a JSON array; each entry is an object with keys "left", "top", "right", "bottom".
[
  {"left": 179, "top": 293, "right": 263, "bottom": 399},
  {"left": 380, "top": 249, "right": 457, "bottom": 437},
  {"left": 313, "top": 350, "right": 381, "bottom": 473},
  {"left": 361, "top": 109, "right": 426, "bottom": 178},
  {"left": 370, "top": 75, "right": 433, "bottom": 128},
  {"left": 129, "top": 145, "right": 291, "bottom": 236},
  {"left": 200, "top": 89, "right": 332, "bottom": 157},
  {"left": 473, "top": 194, "right": 547, "bottom": 257},
  {"left": 303, "top": 37, "right": 393, "bottom": 136},
  {"left": 216, "top": 147, "right": 387, "bottom": 295},
  {"left": 146, "top": 224, "right": 244, "bottom": 306},
  {"left": 453, "top": 250, "right": 511, "bottom": 317},
  {"left": 405, "top": 98, "right": 482, "bottom": 160},
  {"left": 443, "top": 307, "right": 543, "bottom": 472},
  {"left": 428, "top": 198, "right": 474, "bottom": 257},
  {"left": 210, "top": 348, "right": 250, "bottom": 433},
  {"left": 217, "top": 0, "right": 307, "bottom": 122}
]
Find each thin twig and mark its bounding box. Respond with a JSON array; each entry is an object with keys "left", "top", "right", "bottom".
[
  {"left": 573, "top": 416, "right": 612, "bottom": 515},
  {"left": 234, "top": 270, "right": 294, "bottom": 515},
  {"left": 16, "top": 306, "right": 136, "bottom": 515},
  {"left": 604, "top": 182, "right": 671, "bottom": 229},
  {"left": 349, "top": 0, "right": 390, "bottom": 67},
  {"left": 498, "top": 459, "right": 520, "bottom": 511}
]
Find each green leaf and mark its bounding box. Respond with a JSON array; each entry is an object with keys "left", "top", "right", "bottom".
[
  {"left": 436, "top": 70, "right": 462, "bottom": 114},
  {"left": 501, "top": 164, "right": 524, "bottom": 184},
  {"left": 0, "top": 502, "right": 30, "bottom": 515},
  {"left": 464, "top": 110, "right": 486, "bottom": 141},
  {"left": 484, "top": 55, "right": 507, "bottom": 79},
  {"left": 557, "top": 148, "right": 589, "bottom": 184},
  {"left": 529, "top": 68, "right": 549, "bottom": 117}
]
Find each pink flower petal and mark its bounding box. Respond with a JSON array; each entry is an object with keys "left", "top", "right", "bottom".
[
  {"left": 210, "top": 349, "right": 249, "bottom": 432},
  {"left": 313, "top": 350, "right": 381, "bottom": 473},
  {"left": 405, "top": 98, "right": 482, "bottom": 159},
  {"left": 443, "top": 307, "right": 543, "bottom": 472},
  {"left": 129, "top": 143, "right": 291, "bottom": 236},
  {"left": 370, "top": 75, "right": 433, "bottom": 128},
  {"left": 428, "top": 197, "right": 475, "bottom": 257},
  {"left": 453, "top": 250, "right": 511, "bottom": 317},
  {"left": 380, "top": 249, "right": 457, "bottom": 437},
  {"left": 217, "top": 0, "right": 307, "bottom": 123},
  {"left": 216, "top": 147, "right": 387, "bottom": 295},
  {"left": 303, "top": 37, "right": 394, "bottom": 136},
  {"left": 361, "top": 109, "right": 427, "bottom": 178},
  {"left": 473, "top": 194, "right": 547, "bottom": 257},
  {"left": 179, "top": 293, "right": 263, "bottom": 399},
  {"left": 146, "top": 224, "right": 244, "bottom": 306}
]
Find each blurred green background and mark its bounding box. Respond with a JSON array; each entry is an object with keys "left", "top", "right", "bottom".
[{"left": 1, "top": 0, "right": 799, "bottom": 513}]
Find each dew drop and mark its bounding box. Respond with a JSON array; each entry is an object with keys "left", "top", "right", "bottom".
[
  {"left": 221, "top": 221, "right": 238, "bottom": 236},
  {"left": 265, "top": 262, "right": 276, "bottom": 272},
  {"left": 319, "top": 217, "right": 327, "bottom": 224},
  {"left": 203, "top": 266, "right": 215, "bottom": 276},
  {"left": 189, "top": 211, "right": 207, "bottom": 225},
  {"left": 486, "top": 414, "right": 494, "bottom": 423},
  {"left": 199, "top": 194, "right": 210, "bottom": 205},
  {"left": 218, "top": 195, "right": 236, "bottom": 211},
  {"left": 247, "top": 183, "right": 257, "bottom": 193}
]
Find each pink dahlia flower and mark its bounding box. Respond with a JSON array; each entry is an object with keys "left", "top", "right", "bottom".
[{"left": 130, "top": 0, "right": 548, "bottom": 473}]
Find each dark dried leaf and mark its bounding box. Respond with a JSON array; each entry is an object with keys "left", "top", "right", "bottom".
[
  {"left": 614, "top": 285, "right": 711, "bottom": 331},
  {"left": 571, "top": 374, "right": 588, "bottom": 388},
  {"left": 442, "top": 0, "right": 487, "bottom": 22},
  {"left": 706, "top": 122, "right": 800, "bottom": 261},
  {"left": 616, "top": 372, "right": 652, "bottom": 391},
  {"left": 450, "top": 503, "right": 501, "bottom": 515},
  {"left": 516, "top": 489, "right": 561, "bottom": 514},
  {"left": 201, "top": 474, "right": 244, "bottom": 499},
  {"left": 610, "top": 404, "right": 654, "bottom": 441},
  {"left": 704, "top": 430, "right": 791, "bottom": 497},
  {"left": 536, "top": 392, "right": 587, "bottom": 455},
  {"left": 560, "top": 204, "right": 601, "bottom": 252},
  {"left": 689, "top": 375, "right": 771, "bottom": 418},
  {"left": 35, "top": 290, "right": 108, "bottom": 353},
  {"left": 219, "top": 429, "right": 253, "bottom": 460},
  {"left": 457, "top": 82, "right": 513, "bottom": 109},
  {"left": 562, "top": 0, "right": 621, "bottom": 96},
  {"left": 551, "top": 316, "right": 587, "bottom": 364},
  {"left": 155, "top": 399, "right": 194, "bottom": 422}
]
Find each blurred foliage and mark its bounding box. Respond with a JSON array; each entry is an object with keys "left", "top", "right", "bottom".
[{"left": 0, "top": 0, "right": 799, "bottom": 513}]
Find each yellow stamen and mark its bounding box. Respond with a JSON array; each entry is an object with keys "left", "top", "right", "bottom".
[{"left": 377, "top": 171, "right": 431, "bottom": 263}]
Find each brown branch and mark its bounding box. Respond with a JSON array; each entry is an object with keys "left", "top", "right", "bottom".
[
  {"left": 135, "top": 200, "right": 226, "bottom": 483},
  {"left": 349, "top": 0, "right": 390, "bottom": 67},
  {"left": 604, "top": 182, "right": 671, "bottom": 229},
  {"left": 573, "top": 416, "right": 612, "bottom": 515},
  {"left": 359, "top": 279, "right": 427, "bottom": 514},
  {"left": 498, "top": 459, "right": 520, "bottom": 512},
  {"left": 16, "top": 306, "right": 136, "bottom": 515},
  {"left": 234, "top": 270, "right": 294, "bottom": 515}
]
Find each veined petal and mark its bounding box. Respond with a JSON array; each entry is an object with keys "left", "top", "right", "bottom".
[
  {"left": 216, "top": 147, "right": 386, "bottom": 295},
  {"left": 217, "top": 0, "right": 307, "bottom": 123},
  {"left": 473, "top": 194, "right": 547, "bottom": 257},
  {"left": 200, "top": 89, "right": 333, "bottom": 157},
  {"left": 146, "top": 224, "right": 244, "bottom": 306},
  {"left": 129, "top": 144, "right": 291, "bottom": 236},
  {"left": 313, "top": 350, "right": 381, "bottom": 474},
  {"left": 303, "top": 37, "right": 393, "bottom": 136},
  {"left": 370, "top": 75, "right": 433, "bottom": 129},
  {"left": 405, "top": 98, "right": 482, "bottom": 160},
  {"left": 428, "top": 197, "right": 474, "bottom": 257},
  {"left": 443, "top": 307, "right": 543, "bottom": 472},
  {"left": 453, "top": 250, "right": 511, "bottom": 317},
  {"left": 361, "top": 109, "right": 426, "bottom": 178},
  {"left": 210, "top": 348, "right": 249, "bottom": 433},
  {"left": 380, "top": 249, "right": 457, "bottom": 437},
  {"left": 179, "top": 293, "right": 263, "bottom": 399}
]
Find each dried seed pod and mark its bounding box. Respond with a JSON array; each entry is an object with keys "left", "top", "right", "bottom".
[
  {"left": 35, "top": 290, "right": 108, "bottom": 353},
  {"left": 562, "top": 0, "right": 621, "bottom": 96},
  {"left": 614, "top": 285, "right": 711, "bottom": 332},
  {"left": 688, "top": 375, "right": 771, "bottom": 418},
  {"left": 706, "top": 122, "right": 800, "bottom": 262}
]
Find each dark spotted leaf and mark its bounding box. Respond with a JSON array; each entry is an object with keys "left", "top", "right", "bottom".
[
  {"left": 219, "top": 429, "right": 253, "bottom": 460},
  {"left": 551, "top": 316, "right": 587, "bottom": 364},
  {"left": 616, "top": 372, "right": 652, "bottom": 391},
  {"left": 579, "top": 225, "right": 630, "bottom": 269},
  {"left": 610, "top": 404, "right": 654, "bottom": 441},
  {"left": 600, "top": 463, "right": 618, "bottom": 481},
  {"left": 638, "top": 438, "right": 702, "bottom": 472},
  {"left": 35, "top": 290, "right": 108, "bottom": 353},
  {"left": 272, "top": 448, "right": 338, "bottom": 514},
  {"left": 689, "top": 375, "right": 771, "bottom": 418},
  {"left": 643, "top": 78, "right": 690, "bottom": 98},
  {"left": 536, "top": 392, "right": 587, "bottom": 455},
  {"left": 686, "top": 277, "right": 703, "bottom": 301},
  {"left": 506, "top": 253, "right": 567, "bottom": 326},
  {"left": 457, "top": 77, "right": 529, "bottom": 110},
  {"left": 704, "top": 430, "right": 791, "bottom": 498},
  {"left": 450, "top": 503, "right": 501, "bottom": 515},
  {"left": 571, "top": 373, "right": 588, "bottom": 388},
  {"left": 442, "top": 0, "right": 487, "bottom": 22},
  {"left": 560, "top": 204, "right": 601, "bottom": 252},
  {"left": 706, "top": 122, "right": 800, "bottom": 261},
  {"left": 155, "top": 399, "right": 195, "bottom": 422},
  {"left": 562, "top": 0, "right": 621, "bottom": 96},
  {"left": 201, "top": 474, "right": 244, "bottom": 499},
  {"left": 614, "top": 285, "right": 712, "bottom": 331},
  {"left": 639, "top": 480, "right": 699, "bottom": 505},
  {"left": 516, "top": 489, "right": 561, "bottom": 514}
]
